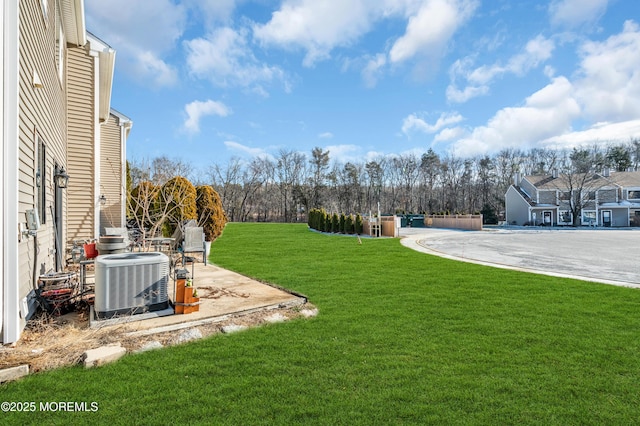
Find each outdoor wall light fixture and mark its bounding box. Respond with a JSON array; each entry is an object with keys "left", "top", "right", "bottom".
[
  {"left": 99, "top": 194, "right": 107, "bottom": 205},
  {"left": 54, "top": 167, "right": 69, "bottom": 189}
]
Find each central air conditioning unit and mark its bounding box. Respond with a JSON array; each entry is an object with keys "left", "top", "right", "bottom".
[{"left": 95, "top": 252, "right": 170, "bottom": 319}]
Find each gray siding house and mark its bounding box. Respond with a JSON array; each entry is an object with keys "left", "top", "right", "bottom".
[{"left": 506, "top": 171, "right": 640, "bottom": 227}]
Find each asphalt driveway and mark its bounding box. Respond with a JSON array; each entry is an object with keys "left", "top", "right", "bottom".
[{"left": 400, "top": 227, "right": 640, "bottom": 288}]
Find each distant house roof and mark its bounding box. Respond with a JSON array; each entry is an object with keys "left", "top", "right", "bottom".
[
  {"left": 609, "top": 170, "right": 640, "bottom": 187},
  {"left": 523, "top": 170, "right": 640, "bottom": 191}
]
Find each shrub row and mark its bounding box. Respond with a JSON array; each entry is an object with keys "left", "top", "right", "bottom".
[{"left": 308, "top": 209, "right": 363, "bottom": 235}]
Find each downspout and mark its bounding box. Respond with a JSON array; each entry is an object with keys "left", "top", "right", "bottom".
[
  {"left": 89, "top": 49, "right": 101, "bottom": 239},
  {"left": 120, "top": 119, "right": 131, "bottom": 227},
  {"left": 3, "top": 0, "right": 20, "bottom": 344}
]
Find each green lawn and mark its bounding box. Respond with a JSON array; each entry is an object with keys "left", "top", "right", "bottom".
[{"left": 2, "top": 223, "right": 640, "bottom": 425}]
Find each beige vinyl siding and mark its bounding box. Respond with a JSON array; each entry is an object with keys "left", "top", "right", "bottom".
[
  {"left": 66, "top": 45, "right": 95, "bottom": 241},
  {"left": 99, "top": 114, "right": 123, "bottom": 232},
  {"left": 18, "top": 0, "right": 68, "bottom": 303}
]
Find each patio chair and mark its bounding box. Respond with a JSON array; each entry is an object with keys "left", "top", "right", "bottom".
[
  {"left": 182, "top": 226, "right": 206, "bottom": 266},
  {"left": 104, "top": 227, "right": 132, "bottom": 251}
]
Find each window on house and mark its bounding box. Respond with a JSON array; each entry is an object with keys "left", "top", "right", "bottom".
[
  {"left": 628, "top": 190, "right": 640, "bottom": 200},
  {"left": 37, "top": 137, "right": 47, "bottom": 224},
  {"left": 587, "top": 191, "right": 596, "bottom": 200},
  {"left": 560, "top": 191, "right": 571, "bottom": 201},
  {"left": 582, "top": 211, "right": 596, "bottom": 225},
  {"left": 559, "top": 210, "right": 572, "bottom": 224}
]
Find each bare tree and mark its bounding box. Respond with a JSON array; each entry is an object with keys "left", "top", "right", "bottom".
[
  {"left": 419, "top": 149, "right": 441, "bottom": 213},
  {"left": 555, "top": 147, "right": 610, "bottom": 226},
  {"left": 309, "top": 147, "right": 330, "bottom": 209},
  {"left": 276, "top": 149, "right": 307, "bottom": 222},
  {"left": 209, "top": 157, "right": 244, "bottom": 222}
]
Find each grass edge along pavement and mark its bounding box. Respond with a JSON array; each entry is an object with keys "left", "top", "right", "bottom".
[{"left": 2, "top": 222, "right": 640, "bottom": 425}]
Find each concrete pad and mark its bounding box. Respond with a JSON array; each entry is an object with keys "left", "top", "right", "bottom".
[
  {"left": 96, "top": 262, "right": 306, "bottom": 335},
  {"left": 0, "top": 364, "right": 29, "bottom": 383},
  {"left": 82, "top": 344, "right": 126, "bottom": 368},
  {"left": 401, "top": 227, "right": 640, "bottom": 288}
]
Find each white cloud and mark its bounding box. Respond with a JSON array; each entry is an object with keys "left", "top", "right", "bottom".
[
  {"left": 362, "top": 54, "right": 387, "bottom": 88},
  {"left": 574, "top": 20, "right": 640, "bottom": 122},
  {"left": 450, "top": 77, "right": 581, "bottom": 156},
  {"left": 447, "top": 35, "right": 555, "bottom": 103},
  {"left": 253, "top": 0, "right": 376, "bottom": 67},
  {"left": 85, "top": 0, "right": 186, "bottom": 87},
  {"left": 324, "top": 144, "right": 363, "bottom": 163},
  {"left": 389, "top": 0, "right": 478, "bottom": 64},
  {"left": 185, "top": 0, "right": 237, "bottom": 25},
  {"left": 446, "top": 20, "right": 640, "bottom": 157},
  {"left": 254, "top": 0, "right": 477, "bottom": 72},
  {"left": 224, "top": 141, "right": 273, "bottom": 159},
  {"left": 434, "top": 126, "right": 466, "bottom": 142},
  {"left": 549, "top": 0, "right": 608, "bottom": 28},
  {"left": 402, "top": 112, "right": 464, "bottom": 135},
  {"left": 185, "top": 27, "right": 288, "bottom": 93},
  {"left": 540, "top": 120, "right": 640, "bottom": 149},
  {"left": 318, "top": 132, "right": 334, "bottom": 139},
  {"left": 184, "top": 100, "right": 231, "bottom": 134},
  {"left": 135, "top": 51, "right": 178, "bottom": 87}
]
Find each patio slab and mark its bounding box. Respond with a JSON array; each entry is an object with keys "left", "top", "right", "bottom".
[{"left": 90, "top": 262, "right": 307, "bottom": 333}]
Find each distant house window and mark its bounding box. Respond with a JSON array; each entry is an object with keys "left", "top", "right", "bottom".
[
  {"left": 37, "top": 137, "right": 47, "bottom": 224},
  {"left": 582, "top": 211, "right": 596, "bottom": 226},
  {"left": 560, "top": 191, "right": 571, "bottom": 201},
  {"left": 628, "top": 190, "right": 640, "bottom": 200},
  {"left": 586, "top": 191, "right": 596, "bottom": 200},
  {"left": 559, "top": 210, "right": 572, "bottom": 224}
]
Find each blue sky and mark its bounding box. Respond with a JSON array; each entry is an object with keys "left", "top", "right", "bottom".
[{"left": 84, "top": 0, "right": 640, "bottom": 172}]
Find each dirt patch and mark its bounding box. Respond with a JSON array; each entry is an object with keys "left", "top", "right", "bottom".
[{"left": 0, "top": 303, "right": 317, "bottom": 374}]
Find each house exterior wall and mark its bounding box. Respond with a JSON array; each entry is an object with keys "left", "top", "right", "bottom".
[
  {"left": 17, "top": 0, "right": 68, "bottom": 322},
  {"left": 66, "top": 43, "right": 95, "bottom": 241},
  {"left": 505, "top": 186, "right": 530, "bottom": 225},
  {"left": 519, "top": 178, "right": 536, "bottom": 199},
  {"left": 99, "top": 113, "right": 124, "bottom": 233},
  {"left": 608, "top": 209, "right": 629, "bottom": 227}
]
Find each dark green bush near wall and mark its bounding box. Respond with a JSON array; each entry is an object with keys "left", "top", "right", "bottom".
[
  {"left": 332, "top": 213, "right": 339, "bottom": 233},
  {"left": 308, "top": 208, "right": 331, "bottom": 232},
  {"left": 308, "top": 209, "right": 363, "bottom": 235},
  {"left": 345, "top": 214, "right": 354, "bottom": 234},
  {"left": 355, "top": 214, "right": 363, "bottom": 234}
]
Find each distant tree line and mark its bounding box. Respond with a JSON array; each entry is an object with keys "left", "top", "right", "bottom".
[{"left": 127, "top": 139, "right": 640, "bottom": 224}]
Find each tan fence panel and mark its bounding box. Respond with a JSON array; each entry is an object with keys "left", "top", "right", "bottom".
[
  {"left": 424, "top": 215, "right": 483, "bottom": 231},
  {"left": 363, "top": 216, "right": 399, "bottom": 237}
]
